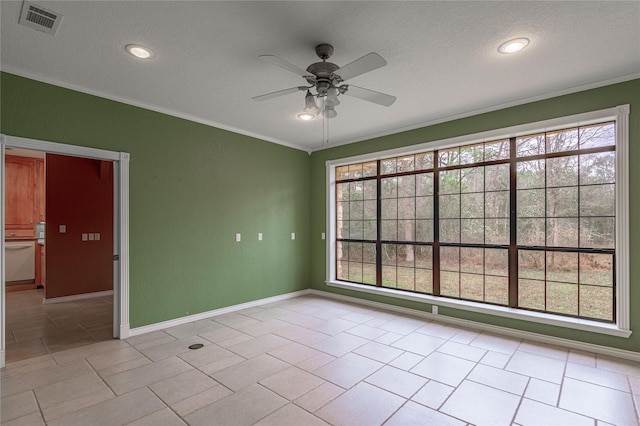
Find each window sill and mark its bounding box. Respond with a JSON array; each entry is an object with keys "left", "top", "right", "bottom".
[{"left": 325, "top": 280, "right": 631, "bottom": 338}]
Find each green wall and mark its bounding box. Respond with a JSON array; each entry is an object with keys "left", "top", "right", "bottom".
[
  {"left": 1, "top": 72, "right": 310, "bottom": 328},
  {"left": 309, "top": 79, "right": 640, "bottom": 352}
]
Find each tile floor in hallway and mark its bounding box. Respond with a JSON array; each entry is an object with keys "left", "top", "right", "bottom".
[
  {"left": 3, "top": 288, "right": 113, "bottom": 364},
  {"left": 2, "top": 294, "right": 640, "bottom": 426}
]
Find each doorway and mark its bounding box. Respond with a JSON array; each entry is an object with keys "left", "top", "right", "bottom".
[{"left": 0, "top": 134, "right": 130, "bottom": 368}]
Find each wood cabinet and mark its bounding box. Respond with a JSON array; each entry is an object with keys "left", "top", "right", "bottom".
[{"left": 5, "top": 155, "right": 45, "bottom": 239}]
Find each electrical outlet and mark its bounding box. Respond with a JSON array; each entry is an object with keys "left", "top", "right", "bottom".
[
  {"left": 291, "top": 232, "right": 296, "bottom": 240},
  {"left": 258, "top": 233, "right": 263, "bottom": 241},
  {"left": 59, "top": 225, "right": 66, "bottom": 233},
  {"left": 82, "top": 233, "right": 88, "bottom": 241},
  {"left": 235, "top": 233, "right": 241, "bottom": 242},
  {"left": 321, "top": 232, "right": 326, "bottom": 240},
  {"left": 88, "top": 233, "right": 95, "bottom": 241},
  {"left": 95, "top": 233, "right": 100, "bottom": 241}
]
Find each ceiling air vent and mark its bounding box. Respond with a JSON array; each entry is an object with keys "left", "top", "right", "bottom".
[{"left": 19, "top": 1, "right": 63, "bottom": 36}]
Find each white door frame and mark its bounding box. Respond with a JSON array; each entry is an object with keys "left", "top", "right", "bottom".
[{"left": 0, "top": 134, "right": 130, "bottom": 368}]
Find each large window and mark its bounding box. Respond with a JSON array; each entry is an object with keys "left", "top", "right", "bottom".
[{"left": 328, "top": 107, "right": 629, "bottom": 334}]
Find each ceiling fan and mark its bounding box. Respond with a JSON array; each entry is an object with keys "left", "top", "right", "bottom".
[{"left": 252, "top": 43, "right": 396, "bottom": 120}]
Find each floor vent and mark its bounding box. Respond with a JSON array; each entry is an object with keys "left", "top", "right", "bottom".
[{"left": 19, "top": 1, "right": 63, "bottom": 36}]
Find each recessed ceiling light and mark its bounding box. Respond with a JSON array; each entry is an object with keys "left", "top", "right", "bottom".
[
  {"left": 498, "top": 38, "right": 530, "bottom": 54},
  {"left": 125, "top": 44, "right": 155, "bottom": 59}
]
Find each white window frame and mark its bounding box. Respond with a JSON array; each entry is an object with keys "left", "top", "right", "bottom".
[{"left": 326, "top": 105, "right": 630, "bottom": 338}]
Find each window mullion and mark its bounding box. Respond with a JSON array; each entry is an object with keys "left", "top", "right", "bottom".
[
  {"left": 376, "top": 160, "right": 382, "bottom": 287},
  {"left": 433, "top": 150, "right": 441, "bottom": 296},
  {"left": 509, "top": 137, "right": 518, "bottom": 307}
]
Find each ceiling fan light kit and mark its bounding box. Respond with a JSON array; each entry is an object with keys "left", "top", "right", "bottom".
[{"left": 253, "top": 43, "right": 396, "bottom": 121}]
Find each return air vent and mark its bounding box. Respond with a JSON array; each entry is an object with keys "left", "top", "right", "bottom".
[{"left": 19, "top": 1, "right": 63, "bottom": 36}]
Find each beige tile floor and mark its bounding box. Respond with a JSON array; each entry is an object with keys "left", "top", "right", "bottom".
[
  {"left": 2, "top": 294, "right": 640, "bottom": 425},
  {"left": 4, "top": 288, "right": 114, "bottom": 364}
]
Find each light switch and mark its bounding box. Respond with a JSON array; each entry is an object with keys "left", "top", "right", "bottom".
[
  {"left": 235, "top": 233, "right": 241, "bottom": 242},
  {"left": 258, "top": 233, "right": 263, "bottom": 241},
  {"left": 59, "top": 225, "right": 66, "bottom": 233},
  {"left": 95, "top": 233, "right": 100, "bottom": 241},
  {"left": 291, "top": 232, "right": 296, "bottom": 240},
  {"left": 88, "top": 233, "right": 95, "bottom": 241},
  {"left": 321, "top": 232, "right": 326, "bottom": 240},
  {"left": 82, "top": 233, "right": 88, "bottom": 241}
]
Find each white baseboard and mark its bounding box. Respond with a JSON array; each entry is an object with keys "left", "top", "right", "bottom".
[
  {"left": 309, "top": 289, "right": 640, "bottom": 363},
  {"left": 128, "top": 289, "right": 312, "bottom": 337},
  {"left": 43, "top": 290, "right": 114, "bottom": 304}
]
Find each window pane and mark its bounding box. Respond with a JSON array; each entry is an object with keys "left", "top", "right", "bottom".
[
  {"left": 381, "top": 198, "right": 397, "bottom": 219},
  {"left": 381, "top": 244, "right": 397, "bottom": 265},
  {"left": 337, "top": 182, "right": 350, "bottom": 201},
  {"left": 363, "top": 243, "right": 376, "bottom": 264},
  {"left": 460, "top": 144, "right": 483, "bottom": 165},
  {"left": 440, "top": 170, "right": 460, "bottom": 194},
  {"left": 363, "top": 220, "right": 377, "bottom": 240},
  {"left": 517, "top": 160, "right": 545, "bottom": 189},
  {"left": 485, "top": 191, "right": 509, "bottom": 218},
  {"left": 460, "top": 247, "right": 483, "bottom": 274},
  {"left": 485, "top": 219, "right": 509, "bottom": 245},
  {"left": 484, "top": 140, "right": 510, "bottom": 161},
  {"left": 381, "top": 177, "right": 397, "bottom": 198},
  {"left": 461, "top": 219, "right": 484, "bottom": 244},
  {"left": 397, "top": 155, "right": 415, "bottom": 172},
  {"left": 440, "top": 219, "right": 460, "bottom": 243},
  {"left": 580, "top": 185, "right": 615, "bottom": 216},
  {"left": 441, "top": 247, "right": 459, "bottom": 271},
  {"left": 461, "top": 167, "right": 484, "bottom": 193},
  {"left": 363, "top": 180, "right": 377, "bottom": 199},
  {"left": 397, "top": 267, "right": 415, "bottom": 290},
  {"left": 336, "top": 166, "right": 350, "bottom": 180},
  {"left": 580, "top": 152, "right": 615, "bottom": 185},
  {"left": 362, "top": 161, "right": 377, "bottom": 177},
  {"left": 416, "top": 269, "right": 433, "bottom": 294},
  {"left": 381, "top": 220, "right": 397, "bottom": 241},
  {"left": 398, "top": 175, "right": 416, "bottom": 197},
  {"left": 579, "top": 123, "right": 615, "bottom": 149},
  {"left": 362, "top": 263, "right": 376, "bottom": 285},
  {"left": 547, "top": 282, "right": 578, "bottom": 316},
  {"left": 546, "top": 252, "right": 578, "bottom": 283},
  {"left": 398, "top": 220, "right": 415, "bottom": 241},
  {"left": 350, "top": 220, "right": 364, "bottom": 240},
  {"left": 461, "top": 273, "right": 483, "bottom": 301},
  {"left": 518, "top": 250, "right": 545, "bottom": 280},
  {"left": 441, "top": 271, "right": 460, "bottom": 297},
  {"left": 349, "top": 163, "right": 363, "bottom": 179},
  {"left": 337, "top": 201, "right": 350, "bottom": 221},
  {"left": 415, "top": 152, "right": 434, "bottom": 170},
  {"left": 579, "top": 286, "right": 613, "bottom": 321},
  {"left": 439, "top": 148, "right": 460, "bottom": 167},
  {"left": 486, "top": 249, "right": 508, "bottom": 277},
  {"left": 517, "top": 134, "right": 545, "bottom": 157},
  {"left": 337, "top": 220, "right": 349, "bottom": 239},
  {"left": 398, "top": 198, "right": 416, "bottom": 219},
  {"left": 382, "top": 265, "right": 396, "bottom": 287},
  {"left": 546, "top": 218, "right": 579, "bottom": 247},
  {"left": 337, "top": 261, "right": 349, "bottom": 281},
  {"left": 547, "top": 128, "right": 579, "bottom": 153},
  {"left": 579, "top": 253, "right": 613, "bottom": 286},
  {"left": 485, "top": 164, "right": 509, "bottom": 191},
  {"left": 350, "top": 200, "right": 363, "bottom": 220},
  {"left": 519, "top": 279, "right": 545, "bottom": 310},
  {"left": 486, "top": 277, "right": 508, "bottom": 305},
  {"left": 461, "top": 193, "right": 484, "bottom": 218},
  {"left": 337, "top": 241, "right": 347, "bottom": 262},
  {"left": 440, "top": 194, "right": 460, "bottom": 218},
  {"left": 517, "top": 189, "right": 545, "bottom": 218},
  {"left": 517, "top": 218, "right": 545, "bottom": 246},
  {"left": 416, "top": 173, "right": 434, "bottom": 196},
  {"left": 547, "top": 156, "right": 578, "bottom": 187},
  {"left": 547, "top": 187, "right": 578, "bottom": 217},
  {"left": 416, "top": 196, "right": 434, "bottom": 219},
  {"left": 348, "top": 262, "right": 363, "bottom": 282},
  {"left": 580, "top": 217, "right": 615, "bottom": 249},
  {"left": 416, "top": 220, "right": 434, "bottom": 242},
  {"left": 415, "top": 245, "right": 433, "bottom": 269},
  {"left": 348, "top": 242, "right": 363, "bottom": 262},
  {"left": 398, "top": 247, "right": 415, "bottom": 268},
  {"left": 381, "top": 158, "right": 396, "bottom": 175},
  {"left": 364, "top": 200, "right": 377, "bottom": 220}
]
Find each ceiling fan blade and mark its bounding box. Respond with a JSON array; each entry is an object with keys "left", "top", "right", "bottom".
[
  {"left": 343, "top": 85, "right": 396, "bottom": 107},
  {"left": 252, "top": 86, "right": 307, "bottom": 102},
  {"left": 260, "top": 55, "right": 312, "bottom": 79},
  {"left": 333, "top": 52, "right": 387, "bottom": 82}
]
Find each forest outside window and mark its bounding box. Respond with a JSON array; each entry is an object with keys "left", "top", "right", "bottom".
[{"left": 327, "top": 106, "right": 629, "bottom": 333}]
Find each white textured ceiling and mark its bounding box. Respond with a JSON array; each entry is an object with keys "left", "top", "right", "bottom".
[{"left": 1, "top": 1, "right": 639, "bottom": 152}]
